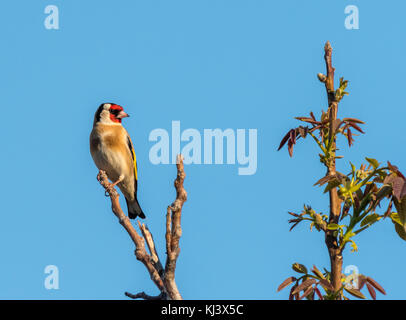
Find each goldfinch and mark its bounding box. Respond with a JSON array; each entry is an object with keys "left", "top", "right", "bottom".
[{"left": 90, "top": 103, "right": 145, "bottom": 219}]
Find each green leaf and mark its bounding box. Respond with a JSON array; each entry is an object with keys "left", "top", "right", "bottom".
[
  {"left": 360, "top": 213, "right": 381, "bottom": 227},
  {"left": 314, "top": 214, "right": 327, "bottom": 230},
  {"left": 350, "top": 240, "right": 358, "bottom": 253},
  {"left": 342, "top": 231, "right": 355, "bottom": 242},
  {"left": 292, "top": 263, "right": 308, "bottom": 274},
  {"left": 327, "top": 223, "right": 340, "bottom": 230},
  {"left": 390, "top": 213, "right": 406, "bottom": 241},
  {"left": 366, "top": 157, "right": 379, "bottom": 169},
  {"left": 350, "top": 162, "right": 356, "bottom": 174},
  {"left": 390, "top": 212, "right": 402, "bottom": 226},
  {"left": 394, "top": 223, "right": 406, "bottom": 241},
  {"left": 324, "top": 180, "right": 341, "bottom": 193},
  {"left": 394, "top": 196, "right": 406, "bottom": 224}
]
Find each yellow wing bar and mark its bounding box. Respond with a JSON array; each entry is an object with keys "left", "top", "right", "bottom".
[
  {"left": 132, "top": 148, "right": 138, "bottom": 180},
  {"left": 127, "top": 135, "right": 138, "bottom": 181}
]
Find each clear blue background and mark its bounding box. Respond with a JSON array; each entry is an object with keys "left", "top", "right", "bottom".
[{"left": 0, "top": 0, "right": 404, "bottom": 299}]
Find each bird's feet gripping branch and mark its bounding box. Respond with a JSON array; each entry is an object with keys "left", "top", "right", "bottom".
[
  {"left": 98, "top": 173, "right": 125, "bottom": 197},
  {"left": 96, "top": 154, "right": 187, "bottom": 300}
]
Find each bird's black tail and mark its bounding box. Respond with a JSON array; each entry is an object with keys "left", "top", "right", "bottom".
[{"left": 126, "top": 198, "right": 146, "bottom": 219}]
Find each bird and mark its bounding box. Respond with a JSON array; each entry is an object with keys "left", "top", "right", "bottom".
[{"left": 90, "top": 103, "right": 145, "bottom": 219}]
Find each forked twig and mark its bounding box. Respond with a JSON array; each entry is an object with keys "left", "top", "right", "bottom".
[{"left": 97, "top": 154, "right": 187, "bottom": 300}]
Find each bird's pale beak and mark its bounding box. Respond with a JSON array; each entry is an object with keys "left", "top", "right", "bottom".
[{"left": 116, "top": 111, "right": 130, "bottom": 119}]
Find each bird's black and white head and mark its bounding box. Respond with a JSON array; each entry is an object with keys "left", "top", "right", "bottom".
[{"left": 93, "top": 103, "right": 130, "bottom": 126}]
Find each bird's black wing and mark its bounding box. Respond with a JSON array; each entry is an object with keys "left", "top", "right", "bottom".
[{"left": 127, "top": 135, "right": 138, "bottom": 192}]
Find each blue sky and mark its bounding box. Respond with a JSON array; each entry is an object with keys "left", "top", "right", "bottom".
[{"left": 0, "top": 0, "right": 405, "bottom": 299}]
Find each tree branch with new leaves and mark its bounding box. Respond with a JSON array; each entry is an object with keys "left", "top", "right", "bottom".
[
  {"left": 277, "top": 42, "right": 406, "bottom": 300},
  {"left": 97, "top": 154, "right": 187, "bottom": 300}
]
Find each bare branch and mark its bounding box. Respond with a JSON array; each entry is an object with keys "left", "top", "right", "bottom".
[
  {"left": 139, "top": 222, "right": 164, "bottom": 277},
  {"left": 97, "top": 154, "right": 187, "bottom": 300},
  {"left": 164, "top": 154, "right": 187, "bottom": 300},
  {"left": 125, "top": 291, "right": 166, "bottom": 300},
  {"left": 97, "top": 171, "right": 165, "bottom": 293},
  {"left": 322, "top": 41, "right": 343, "bottom": 295}
]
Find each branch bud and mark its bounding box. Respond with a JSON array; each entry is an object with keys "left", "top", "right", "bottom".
[{"left": 317, "top": 73, "right": 327, "bottom": 83}]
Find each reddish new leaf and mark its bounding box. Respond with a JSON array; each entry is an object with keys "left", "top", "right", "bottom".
[
  {"left": 298, "top": 126, "right": 308, "bottom": 138},
  {"left": 388, "top": 162, "right": 406, "bottom": 180},
  {"left": 289, "top": 221, "right": 300, "bottom": 231},
  {"left": 277, "top": 276, "right": 297, "bottom": 292},
  {"left": 366, "top": 277, "right": 386, "bottom": 295},
  {"left": 349, "top": 122, "right": 365, "bottom": 134},
  {"left": 288, "top": 211, "right": 300, "bottom": 217},
  {"left": 288, "top": 139, "right": 294, "bottom": 157},
  {"left": 278, "top": 130, "right": 292, "bottom": 151},
  {"left": 278, "top": 128, "right": 298, "bottom": 157},
  {"left": 295, "top": 117, "right": 320, "bottom": 125},
  {"left": 343, "top": 117, "right": 365, "bottom": 124},
  {"left": 310, "top": 112, "right": 316, "bottom": 121},
  {"left": 314, "top": 287, "right": 324, "bottom": 300},
  {"left": 311, "top": 124, "right": 321, "bottom": 132},
  {"left": 311, "top": 265, "right": 325, "bottom": 279},
  {"left": 289, "top": 284, "right": 298, "bottom": 300},
  {"left": 332, "top": 118, "right": 343, "bottom": 133},
  {"left": 384, "top": 200, "right": 393, "bottom": 218},
  {"left": 340, "top": 203, "right": 350, "bottom": 221},
  {"left": 292, "top": 279, "right": 317, "bottom": 295},
  {"left": 391, "top": 176, "right": 406, "bottom": 202},
  {"left": 314, "top": 175, "right": 334, "bottom": 187},
  {"left": 347, "top": 128, "right": 353, "bottom": 147},
  {"left": 290, "top": 129, "right": 297, "bottom": 145},
  {"left": 299, "top": 286, "right": 314, "bottom": 300},
  {"left": 344, "top": 287, "right": 366, "bottom": 299},
  {"left": 318, "top": 279, "right": 334, "bottom": 292},
  {"left": 366, "top": 282, "right": 376, "bottom": 300},
  {"left": 358, "top": 275, "right": 367, "bottom": 290}
]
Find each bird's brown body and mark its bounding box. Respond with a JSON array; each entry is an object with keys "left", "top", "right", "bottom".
[{"left": 90, "top": 103, "right": 145, "bottom": 219}]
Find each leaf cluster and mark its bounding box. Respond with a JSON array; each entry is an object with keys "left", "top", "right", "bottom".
[
  {"left": 277, "top": 68, "right": 406, "bottom": 299},
  {"left": 278, "top": 263, "right": 386, "bottom": 300},
  {"left": 288, "top": 159, "right": 406, "bottom": 252}
]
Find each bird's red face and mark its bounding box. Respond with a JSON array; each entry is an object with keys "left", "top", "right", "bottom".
[{"left": 108, "top": 104, "right": 129, "bottom": 123}]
